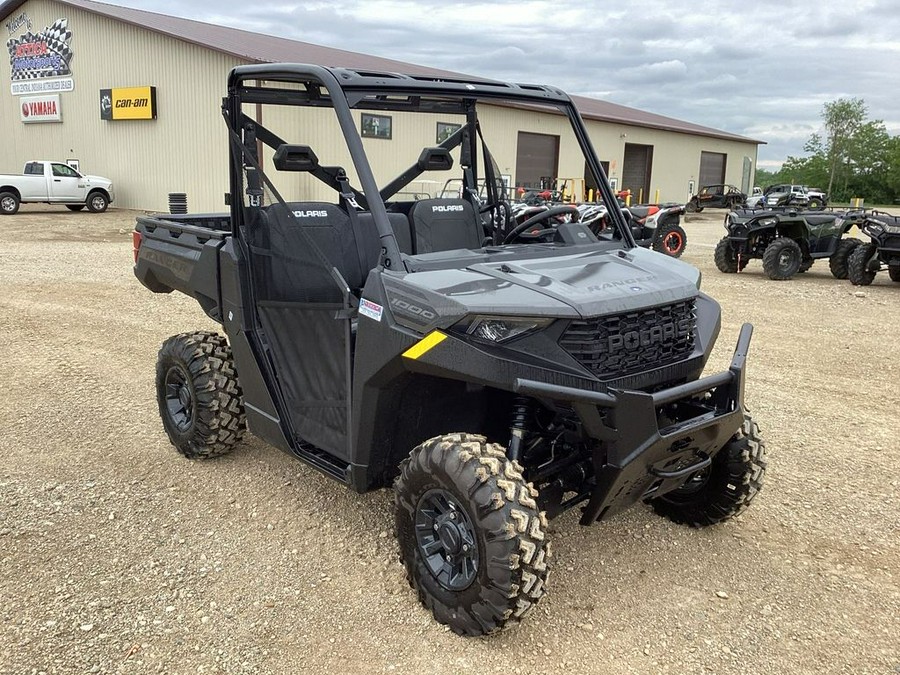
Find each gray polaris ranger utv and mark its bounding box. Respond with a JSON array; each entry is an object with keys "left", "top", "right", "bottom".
[{"left": 133, "top": 64, "right": 766, "bottom": 636}]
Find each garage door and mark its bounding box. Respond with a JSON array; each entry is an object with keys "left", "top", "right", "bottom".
[
  {"left": 516, "top": 132, "right": 559, "bottom": 190},
  {"left": 699, "top": 151, "right": 727, "bottom": 187},
  {"left": 622, "top": 143, "right": 653, "bottom": 202}
]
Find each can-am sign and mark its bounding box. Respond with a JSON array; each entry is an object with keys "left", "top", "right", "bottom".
[
  {"left": 20, "top": 94, "right": 62, "bottom": 123},
  {"left": 7, "top": 17, "right": 74, "bottom": 95}
]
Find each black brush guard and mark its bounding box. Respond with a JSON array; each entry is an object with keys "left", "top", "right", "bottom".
[{"left": 514, "top": 323, "right": 752, "bottom": 524}]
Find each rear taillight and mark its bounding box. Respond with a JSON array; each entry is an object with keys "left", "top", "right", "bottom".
[{"left": 132, "top": 230, "right": 142, "bottom": 263}]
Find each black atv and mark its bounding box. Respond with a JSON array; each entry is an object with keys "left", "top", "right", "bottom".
[
  {"left": 848, "top": 211, "right": 900, "bottom": 285},
  {"left": 133, "top": 64, "right": 766, "bottom": 636},
  {"left": 715, "top": 207, "right": 865, "bottom": 280}
]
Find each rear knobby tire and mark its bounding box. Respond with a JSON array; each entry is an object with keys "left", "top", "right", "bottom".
[
  {"left": 650, "top": 413, "right": 766, "bottom": 527},
  {"left": 395, "top": 433, "right": 550, "bottom": 636},
  {"left": 156, "top": 331, "right": 246, "bottom": 459},
  {"left": 798, "top": 258, "right": 814, "bottom": 273},
  {"left": 829, "top": 238, "right": 861, "bottom": 279},
  {"left": 762, "top": 237, "right": 802, "bottom": 280},
  {"left": 653, "top": 223, "right": 687, "bottom": 257},
  {"left": 714, "top": 236, "right": 747, "bottom": 273},
  {"left": 889, "top": 267, "right": 900, "bottom": 282},
  {"left": 847, "top": 243, "right": 877, "bottom": 286}
]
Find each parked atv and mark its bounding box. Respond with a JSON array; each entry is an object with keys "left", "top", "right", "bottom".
[
  {"left": 848, "top": 211, "right": 900, "bottom": 285},
  {"left": 134, "top": 63, "right": 766, "bottom": 636},
  {"left": 715, "top": 208, "right": 865, "bottom": 280},
  {"left": 577, "top": 201, "right": 688, "bottom": 257}
]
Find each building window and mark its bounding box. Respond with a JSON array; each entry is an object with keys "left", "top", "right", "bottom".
[
  {"left": 436, "top": 122, "right": 461, "bottom": 144},
  {"left": 361, "top": 113, "right": 392, "bottom": 139}
]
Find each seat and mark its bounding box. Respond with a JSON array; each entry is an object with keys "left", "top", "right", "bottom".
[
  {"left": 408, "top": 198, "right": 483, "bottom": 254},
  {"left": 263, "top": 201, "right": 365, "bottom": 302}
]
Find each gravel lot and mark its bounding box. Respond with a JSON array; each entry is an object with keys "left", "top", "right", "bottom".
[{"left": 0, "top": 205, "right": 897, "bottom": 675}]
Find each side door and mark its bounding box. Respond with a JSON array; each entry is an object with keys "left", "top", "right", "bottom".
[
  {"left": 18, "top": 162, "right": 50, "bottom": 200},
  {"left": 240, "top": 198, "right": 356, "bottom": 462},
  {"left": 48, "top": 163, "right": 85, "bottom": 201}
]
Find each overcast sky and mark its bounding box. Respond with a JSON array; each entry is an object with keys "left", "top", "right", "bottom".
[{"left": 113, "top": 0, "right": 900, "bottom": 169}]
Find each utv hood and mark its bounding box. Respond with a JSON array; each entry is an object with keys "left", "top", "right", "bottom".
[{"left": 399, "top": 247, "right": 700, "bottom": 319}]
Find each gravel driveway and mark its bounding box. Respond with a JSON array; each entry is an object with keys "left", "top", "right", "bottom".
[{"left": 0, "top": 206, "right": 897, "bottom": 674}]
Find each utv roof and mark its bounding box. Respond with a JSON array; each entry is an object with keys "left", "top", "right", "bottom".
[{"left": 231, "top": 64, "right": 575, "bottom": 108}]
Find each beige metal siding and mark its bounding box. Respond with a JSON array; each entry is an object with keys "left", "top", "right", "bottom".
[
  {"left": 1, "top": 0, "right": 246, "bottom": 211},
  {"left": 582, "top": 118, "right": 759, "bottom": 203}
]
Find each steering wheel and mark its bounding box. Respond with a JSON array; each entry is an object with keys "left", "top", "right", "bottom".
[{"left": 502, "top": 205, "right": 580, "bottom": 244}]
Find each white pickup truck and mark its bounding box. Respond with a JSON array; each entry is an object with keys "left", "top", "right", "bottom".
[{"left": 0, "top": 161, "right": 115, "bottom": 215}]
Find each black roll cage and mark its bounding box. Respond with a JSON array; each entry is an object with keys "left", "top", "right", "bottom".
[{"left": 224, "top": 63, "right": 634, "bottom": 272}]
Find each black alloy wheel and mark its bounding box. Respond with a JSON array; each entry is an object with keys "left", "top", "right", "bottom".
[
  {"left": 163, "top": 363, "right": 195, "bottom": 433},
  {"left": 414, "top": 489, "right": 479, "bottom": 591}
]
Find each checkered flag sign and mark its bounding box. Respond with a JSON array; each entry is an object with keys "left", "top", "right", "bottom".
[{"left": 7, "top": 17, "right": 74, "bottom": 81}]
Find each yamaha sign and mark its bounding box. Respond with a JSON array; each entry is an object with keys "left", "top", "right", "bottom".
[{"left": 20, "top": 94, "right": 62, "bottom": 123}]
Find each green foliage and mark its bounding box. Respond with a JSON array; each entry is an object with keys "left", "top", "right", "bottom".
[{"left": 762, "top": 98, "right": 899, "bottom": 204}]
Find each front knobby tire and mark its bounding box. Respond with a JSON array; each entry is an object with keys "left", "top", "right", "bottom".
[
  {"left": 650, "top": 413, "right": 766, "bottom": 527},
  {"left": 829, "top": 238, "right": 862, "bottom": 279},
  {"left": 395, "top": 433, "right": 550, "bottom": 636},
  {"left": 653, "top": 223, "right": 687, "bottom": 257},
  {"left": 714, "top": 236, "right": 747, "bottom": 273},
  {"left": 762, "top": 237, "right": 802, "bottom": 280},
  {"left": 156, "top": 331, "right": 246, "bottom": 459},
  {"left": 847, "top": 243, "right": 877, "bottom": 286}
]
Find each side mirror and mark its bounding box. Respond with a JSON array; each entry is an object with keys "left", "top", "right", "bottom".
[
  {"left": 273, "top": 144, "right": 319, "bottom": 172},
  {"left": 416, "top": 147, "right": 454, "bottom": 172}
]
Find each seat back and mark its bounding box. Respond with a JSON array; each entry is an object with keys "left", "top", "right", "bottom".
[
  {"left": 263, "top": 202, "right": 364, "bottom": 301},
  {"left": 408, "top": 198, "right": 483, "bottom": 254}
]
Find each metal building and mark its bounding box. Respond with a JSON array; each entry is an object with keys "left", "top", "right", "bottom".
[{"left": 1, "top": 0, "right": 762, "bottom": 211}]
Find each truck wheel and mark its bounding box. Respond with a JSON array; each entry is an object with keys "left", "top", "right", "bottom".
[
  {"left": 762, "top": 238, "right": 802, "bottom": 280},
  {"left": 829, "top": 238, "right": 862, "bottom": 279},
  {"left": 66, "top": 204, "right": 85, "bottom": 212},
  {"left": 653, "top": 223, "right": 687, "bottom": 257},
  {"left": 156, "top": 331, "right": 246, "bottom": 459},
  {"left": 650, "top": 413, "right": 766, "bottom": 527},
  {"left": 807, "top": 198, "right": 824, "bottom": 210},
  {"left": 87, "top": 191, "right": 109, "bottom": 213},
  {"left": 0, "top": 191, "right": 20, "bottom": 215},
  {"left": 395, "top": 433, "right": 550, "bottom": 636},
  {"left": 714, "top": 237, "right": 747, "bottom": 273},
  {"left": 847, "top": 243, "right": 877, "bottom": 286}
]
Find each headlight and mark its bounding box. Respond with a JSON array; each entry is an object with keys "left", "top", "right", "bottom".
[
  {"left": 454, "top": 316, "right": 552, "bottom": 343},
  {"left": 756, "top": 217, "right": 777, "bottom": 227}
]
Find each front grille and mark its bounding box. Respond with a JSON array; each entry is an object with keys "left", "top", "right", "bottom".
[{"left": 559, "top": 300, "right": 696, "bottom": 379}]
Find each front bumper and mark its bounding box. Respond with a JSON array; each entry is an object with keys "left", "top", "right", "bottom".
[{"left": 514, "top": 323, "right": 753, "bottom": 524}]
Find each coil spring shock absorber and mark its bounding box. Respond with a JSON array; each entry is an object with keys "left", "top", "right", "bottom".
[{"left": 507, "top": 396, "right": 531, "bottom": 463}]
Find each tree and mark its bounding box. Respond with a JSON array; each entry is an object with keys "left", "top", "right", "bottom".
[{"left": 821, "top": 98, "right": 867, "bottom": 198}]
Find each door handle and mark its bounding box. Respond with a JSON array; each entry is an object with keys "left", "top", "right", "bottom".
[{"left": 54, "top": 179, "right": 61, "bottom": 182}]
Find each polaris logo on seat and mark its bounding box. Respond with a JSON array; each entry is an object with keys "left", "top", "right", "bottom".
[
  {"left": 293, "top": 210, "right": 328, "bottom": 218},
  {"left": 607, "top": 319, "right": 692, "bottom": 352},
  {"left": 432, "top": 205, "right": 464, "bottom": 213}
]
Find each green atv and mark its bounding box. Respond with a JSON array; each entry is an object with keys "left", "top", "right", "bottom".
[
  {"left": 715, "top": 208, "right": 865, "bottom": 280},
  {"left": 848, "top": 211, "right": 900, "bottom": 285}
]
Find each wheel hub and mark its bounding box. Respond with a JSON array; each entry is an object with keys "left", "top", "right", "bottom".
[
  {"left": 164, "top": 365, "right": 194, "bottom": 432},
  {"left": 414, "top": 489, "right": 479, "bottom": 591}
]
